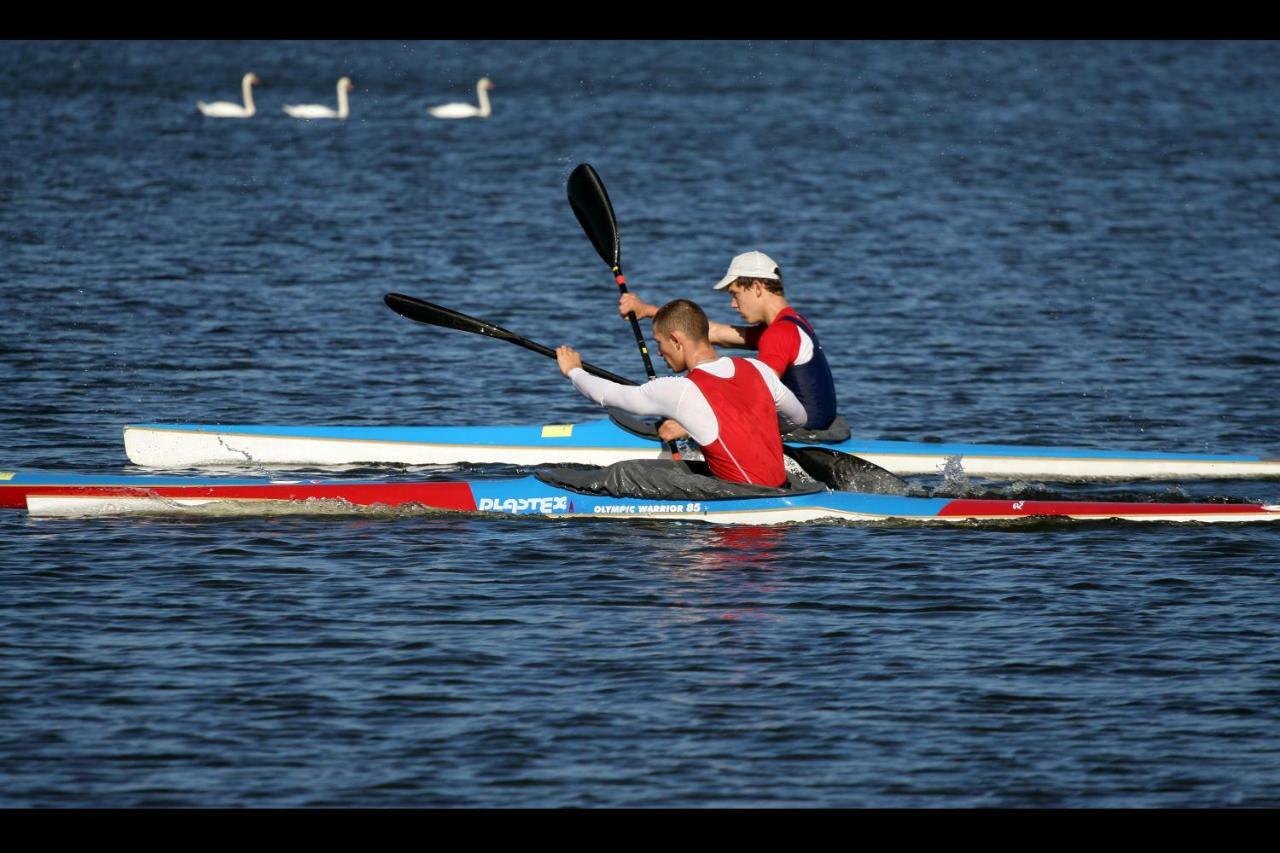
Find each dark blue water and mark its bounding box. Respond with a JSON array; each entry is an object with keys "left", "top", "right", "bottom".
[{"left": 3, "top": 40, "right": 1280, "bottom": 807}]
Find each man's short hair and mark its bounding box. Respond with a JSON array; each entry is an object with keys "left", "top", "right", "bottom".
[
  {"left": 653, "top": 299, "right": 710, "bottom": 342},
  {"left": 729, "top": 274, "right": 785, "bottom": 296}
]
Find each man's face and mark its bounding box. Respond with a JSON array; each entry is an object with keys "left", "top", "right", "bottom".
[
  {"left": 654, "top": 328, "right": 686, "bottom": 372},
  {"left": 728, "top": 281, "right": 766, "bottom": 324}
]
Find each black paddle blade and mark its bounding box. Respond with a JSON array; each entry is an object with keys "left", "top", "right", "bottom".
[
  {"left": 384, "top": 293, "right": 518, "bottom": 343},
  {"left": 567, "top": 163, "right": 620, "bottom": 268}
]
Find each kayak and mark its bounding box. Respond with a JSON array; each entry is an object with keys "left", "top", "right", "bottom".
[
  {"left": 121, "top": 416, "right": 1280, "bottom": 481},
  {"left": 5, "top": 471, "right": 1278, "bottom": 523}
]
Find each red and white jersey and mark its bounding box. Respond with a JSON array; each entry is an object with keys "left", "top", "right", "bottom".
[
  {"left": 742, "top": 307, "right": 815, "bottom": 375},
  {"left": 741, "top": 306, "right": 839, "bottom": 430},
  {"left": 569, "top": 356, "right": 807, "bottom": 486}
]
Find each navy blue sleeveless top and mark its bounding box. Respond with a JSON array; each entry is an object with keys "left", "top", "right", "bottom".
[{"left": 777, "top": 313, "right": 839, "bottom": 430}]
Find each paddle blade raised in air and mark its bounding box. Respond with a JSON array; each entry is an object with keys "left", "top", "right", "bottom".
[{"left": 567, "top": 163, "right": 620, "bottom": 268}]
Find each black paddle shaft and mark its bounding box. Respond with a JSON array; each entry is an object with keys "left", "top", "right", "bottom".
[
  {"left": 384, "top": 292, "right": 639, "bottom": 387},
  {"left": 567, "top": 164, "right": 660, "bottom": 382}
]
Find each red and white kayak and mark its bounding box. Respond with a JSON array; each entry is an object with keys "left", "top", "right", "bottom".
[
  {"left": 121, "top": 417, "right": 1280, "bottom": 481},
  {"left": 4, "top": 471, "right": 1278, "bottom": 524}
]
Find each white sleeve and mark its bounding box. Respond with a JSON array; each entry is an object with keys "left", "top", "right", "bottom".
[
  {"left": 569, "top": 368, "right": 686, "bottom": 417},
  {"left": 748, "top": 358, "right": 808, "bottom": 431},
  {"left": 568, "top": 368, "right": 721, "bottom": 445}
]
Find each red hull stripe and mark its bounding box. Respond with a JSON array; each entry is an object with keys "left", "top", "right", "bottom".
[
  {"left": 0, "top": 488, "right": 28, "bottom": 509},
  {"left": 13, "top": 483, "right": 478, "bottom": 511},
  {"left": 938, "top": 499, "right": 1264, "bottom": 517}
]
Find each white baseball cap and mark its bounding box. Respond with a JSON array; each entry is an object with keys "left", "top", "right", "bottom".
[{"left": 713, "top": 250, "right": 781, "bottom": 290}]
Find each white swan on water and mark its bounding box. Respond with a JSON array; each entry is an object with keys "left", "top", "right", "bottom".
[
  {"left": 197, "top": 73, "right": 261, "bottom": 118},
  {"left": 284, "top": 77, "right": 355, "bottom": 120},
  {"left": 428, "top": 78, "right": 494, "bottom": 119}
]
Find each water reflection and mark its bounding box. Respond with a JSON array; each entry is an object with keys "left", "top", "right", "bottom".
[
  {"left": 631, "top": 524, "right": 796, "bottom": 625},
  {"left": 697, "top": 525, "right": 789, "bottom": 572}
]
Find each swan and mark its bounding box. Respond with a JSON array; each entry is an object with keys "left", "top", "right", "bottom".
[
  {"left": 197, "top": 73, "right": 261, "bottom": 118},
  {"left": 428, "top": 77, "right": 494, "bottom": 119},
  {"left": 284, "top": 77, "right": 355, "bottom": 120}
]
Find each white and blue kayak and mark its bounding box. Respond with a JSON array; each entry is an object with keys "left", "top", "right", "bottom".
[
  {"left": 121, "top": 416, "right": 1280, "bottom": 481},
  {"left": 4, "top": 470, "right": 1279, "bottom": 523}
]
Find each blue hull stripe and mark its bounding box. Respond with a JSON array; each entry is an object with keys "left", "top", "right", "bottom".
[{"left": 467, "top": 477, "right": 954, "bottom": 518}]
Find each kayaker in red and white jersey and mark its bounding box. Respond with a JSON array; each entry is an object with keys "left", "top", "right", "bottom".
[
  {"left": 556, "top": 299, "right": 807, "bottom": 488},
  {"left": 618, "top": 251, "right": 841, "bottom": 434}
]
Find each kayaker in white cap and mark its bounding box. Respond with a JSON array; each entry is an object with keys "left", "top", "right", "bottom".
[{"left": 618, "top": 251, "right": 842, "bottom": 434}]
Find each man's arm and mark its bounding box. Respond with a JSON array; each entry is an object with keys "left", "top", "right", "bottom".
[
  {"left": 557, "top": 345, "right": 683, "bottom": 418},
  {"left": 709, "top": 321, "right": 753, "bottom": 348},
  {"left": 617, "top": 293, "right": 658, "bottom": 321},
  {"left": 557, "top": 346, "right": 717, "bottom": 444},
  {"left": 619, "top": 294, "right": 756, "bottom": 348}
]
